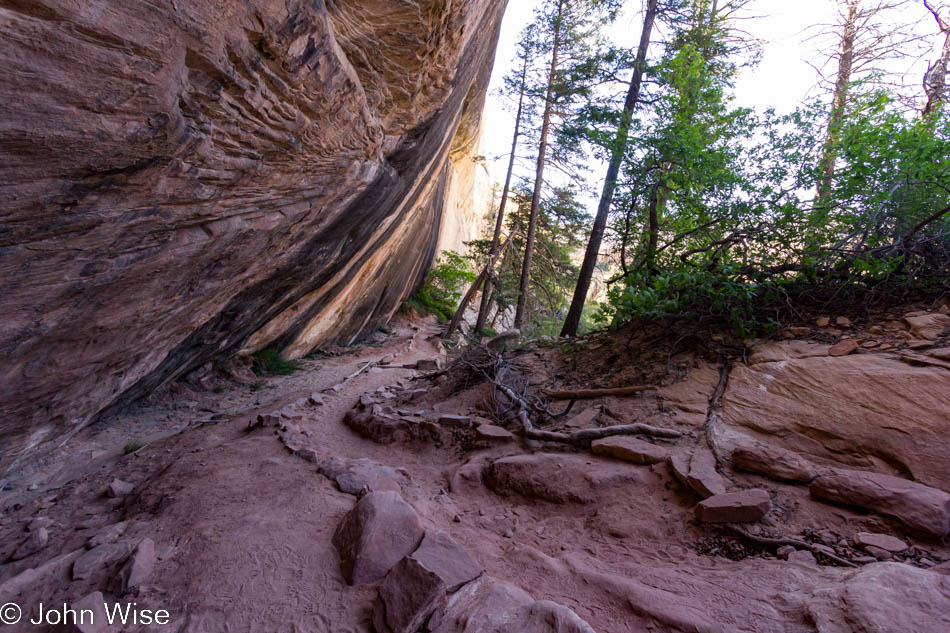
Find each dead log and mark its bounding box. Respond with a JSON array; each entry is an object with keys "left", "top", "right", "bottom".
[{"left": 542, "top": 385, "right": 658, "bottom": 399}]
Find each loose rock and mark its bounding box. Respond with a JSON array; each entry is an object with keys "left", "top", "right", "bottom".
[
  {"left": 113, "top": 538, "right": 156, "bottom": 594},
  {"left": 106, "top": 479, "right": 134, "bottom": 498},
  {"left": 485, "top": 453, "right": 644, "bottom": 504},
  {"left": 12, "top": 527, "right": 49, "bottom": 560},
  {"left": 591, "top": 436, "right": 667, "bottom": 465},
  {"left": 70, "top": 592, "right": 112, "bottom": 633},
  {"left": 828, "top": 339, "right": 859, "bottom": 357},
  {"left": 373, "top": 531, "right": 481, "bottom": 633},
  {"left": 695, "top": 489, "right": 771, "bottom": 523},
  {"left": 853, "top": 532, "right": 908, "bottom": 554},
  {"left": 332, "top": 491, "right": 424, "bottom": 585},
  {"left": 72, "top": 543, "right": 134, "bottom": 581}
]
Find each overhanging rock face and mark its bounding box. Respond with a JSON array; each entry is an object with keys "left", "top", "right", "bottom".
[{"left": 0, "top": 0, "right": 507, "bottom": 472}]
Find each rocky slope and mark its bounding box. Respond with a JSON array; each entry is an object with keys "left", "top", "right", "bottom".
[
  {"left": 0, "top": 0, "right": 506, "bottom": 473},
  {"left": 1, "top": 308, "right": 948, "bottom": 632}
]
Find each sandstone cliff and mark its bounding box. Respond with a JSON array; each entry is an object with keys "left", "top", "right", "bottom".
[{"left": 0, "top": 0, "right": 507, "bottom": 472}]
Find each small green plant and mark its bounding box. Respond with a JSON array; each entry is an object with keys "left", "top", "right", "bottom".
[
  {"left": 250, "top": 381, "right": 266, "bottom": 392},
  {"left": 123, "top": 439, "right": 146, "bottom": 455},
  {"left": 251, "top": 348, "right": 300, "bottom": 376},
  {"left": 478, "top": 327, "right": 499, "bottom": 338},
  {"left": 378, "top": 324, "right": 393, "bottom": 335},
  {"left": 404, "top": 251, "right": 476, "bottom": 322},
  {"left": 213, "top": 385, "right": 225, "bottom": 394}
]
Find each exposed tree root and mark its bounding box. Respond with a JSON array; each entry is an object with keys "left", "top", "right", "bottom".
[
  {"left": 542, "top": 385, "right": 658, "bottom": 399},
  {"left": 723, "top": 525, "right": 859, "bottom": 568},
  {"left": 469, "top": 355, "right": 682, "bottom": 446}
]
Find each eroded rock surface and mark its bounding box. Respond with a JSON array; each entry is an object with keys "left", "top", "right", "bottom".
[
  {"left": 0, "top": 0, "right": 507, "bottom": 473},
  {"left": 722, "top": 341, "right": 950, "bottom": 491}
]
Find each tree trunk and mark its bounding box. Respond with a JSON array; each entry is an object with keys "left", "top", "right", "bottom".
[
  {"left": 560, "top": 0, "right": 659, "bottom": 337},
  {"left": 815, "top": 0, "right": 859, "bottom": 213},
  {"left": 474, "top": 49, "right": 530, "bottom": 336},
  {"left": 923, "top": 2, "right": 950, "bottom": 118},
  {"left": 514, "top": 0, "right": 566, "bottom": 329},
  {"left": 645, "top": 183, "right": 662, "bottom": 273}
]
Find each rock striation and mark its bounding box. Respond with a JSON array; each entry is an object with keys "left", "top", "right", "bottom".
[{"left": 0, "top": 0, "right": 507, "bottom": 472}]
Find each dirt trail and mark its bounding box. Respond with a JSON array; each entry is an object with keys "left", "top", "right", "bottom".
[{"left": 2, "top": 313, "right": 950, "bottom": 632}]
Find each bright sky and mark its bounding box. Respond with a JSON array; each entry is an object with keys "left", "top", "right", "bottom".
[{"left": 481, "top": 0, "right": 940, "bottom": 188}]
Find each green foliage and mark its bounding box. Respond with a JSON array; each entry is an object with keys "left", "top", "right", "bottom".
[
  {"left": 252, "top": 348, "right": 301, "bottom": 376},
  {"left": 123, "top": 439, "right": 146, "bottom": 455},
  {"left": 597, "top": 267, "right": 781, "bottom": 338},
  {"left": 407, "top": 251, "right": 476, "bottom": 322}
]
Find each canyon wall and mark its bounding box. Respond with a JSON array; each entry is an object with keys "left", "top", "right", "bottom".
[{"left": 0, "top": 0, "right": 507, "bottom": 473}]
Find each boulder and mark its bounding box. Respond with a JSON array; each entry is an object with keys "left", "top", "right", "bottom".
[
  {"left": 591, "top": 437, "right": 667, "bottom": 465},
  {"left": 428, "top": 576, "right": 595, "bottom": 633},
  {"left": 810, "top": 468, "right": 950, "bottom": 538},
  {"left": 106, "top": 479, "right": 134, "bottom": 498},
  {"left": 319, "top": 457, "right": 408, "bottom": 496},
  {"left": 332, "top": 491, "right": 424, "bottom": 585},
  {"left": 686, "top": 449, "right": 727, "bottom": 498},
  {"left": 486, "top": 330, "right": 521, "bottom": 351},
  {"left": 474, "top": 424, "right": 516, "bottom": 442},
  {"left": 485, "top": 453, "right": 643, "bottom": 504},
  {"left": 343, "top": 409, "right": 410, "bottom": 445},
  {"left": 439, "top": 415, "right": 472, "bottom": 429},
  {"left": 86, "top": 522, "right": 129, "bottom": 549},
  {"left": 904, "top": 313, "right": 950, "bottom": 340},
  {"left": 731, "top": 444, "right": 816, "bottom": 483},
  {"left": 112, "top": 538, "right": 156, "bottom": 594},
  {"left": 373, "top": 531, "right": 481, "bottom": 633},
  {"left": 853, "top": 532, "right": 908, "bottom": 554},
  {"left": 787, "top": 550, "right": 818, "bottom": 566},
  {"left": 12, "top": 527, "right": 48, "bottom": 560},
  {"left": 70, "top": 592, "right": 112, "bottom": 633},
  {"left": 807, "top": 563, "right": 950, "bottom": 633},
  {"left": 374, "top": 556, "right": 448, "bottom": 633},
  {"left": 72, "top": 543, "right": 134, "bottom": 581},
  {"left": 722, "top": 345, "right": 950, "bottom": 493},
  {"left": 828, "top": 339, "right": 859, "bottom": 357},
  {"left": 695, "top": 489, "right": 771, "bottom": 523},
  {"left": 428, "top": 576, "right": 533, "bottom": 633}
]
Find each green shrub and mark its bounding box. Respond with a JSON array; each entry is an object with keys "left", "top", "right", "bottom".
[
  {"left": 596, "top": 266, "right": 782, "bottom": 338},
  {"left": 406, "top": 251, "right": 476, "bottom": 322},
  {"left": 252, "top": 348, "right": 300, "bottom": 376},
  {"left": 123, "top": 439, "right": 146, "bottom": 455}
]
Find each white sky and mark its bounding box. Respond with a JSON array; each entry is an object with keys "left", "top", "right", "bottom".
[{"left": 481, "top": 0, "right": 940, "bottom": 188}]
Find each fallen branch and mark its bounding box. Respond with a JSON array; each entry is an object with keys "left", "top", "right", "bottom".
[
  {"left": 344, "top": 354, "right": 393, "bottom": 382},
  {"left": 723, "top": 525, "right": 858, "bottom": 568},
  {"left": 543, "top": 385, "right": 658, "bottom": 399}
]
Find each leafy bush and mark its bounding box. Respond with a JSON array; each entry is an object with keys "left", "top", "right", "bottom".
[
  {"left": 252, "top": 348, "right": 300, "bottom": 376},
  {"left": 596, "top": 266, "right": 782, "bottom": 338},
  {"left": 406, "top": 251, "right": 476, "bottom": 321}
]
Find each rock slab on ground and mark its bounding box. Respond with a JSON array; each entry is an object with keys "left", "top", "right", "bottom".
[
  {"left": 591, "top": 437, "right": 667, "bottom": 465},
  {"left": 807, "top": 563, "right": 950, "bottom": 633},
  {"left": 373, "top": 530, "right": 481, "bottom": 633},
  {"left": 332, "top": 491, "right": 424, "bottom": 585},
  {"left": 485, "top": 453, "right": 643, "bottom": 504},
  {"left": 810, "top": 468, "right": 950, "bottom": 538},
  {"left": 695, "top": 489, "right": 772, "bottom": 523},
  {"left": 731, "top": 444, "right": 817, "bottom": 483}
]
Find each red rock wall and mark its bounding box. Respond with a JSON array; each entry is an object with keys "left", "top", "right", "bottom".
[{"left": 0, "top": 0, "right": 507, "bottom": 472}]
